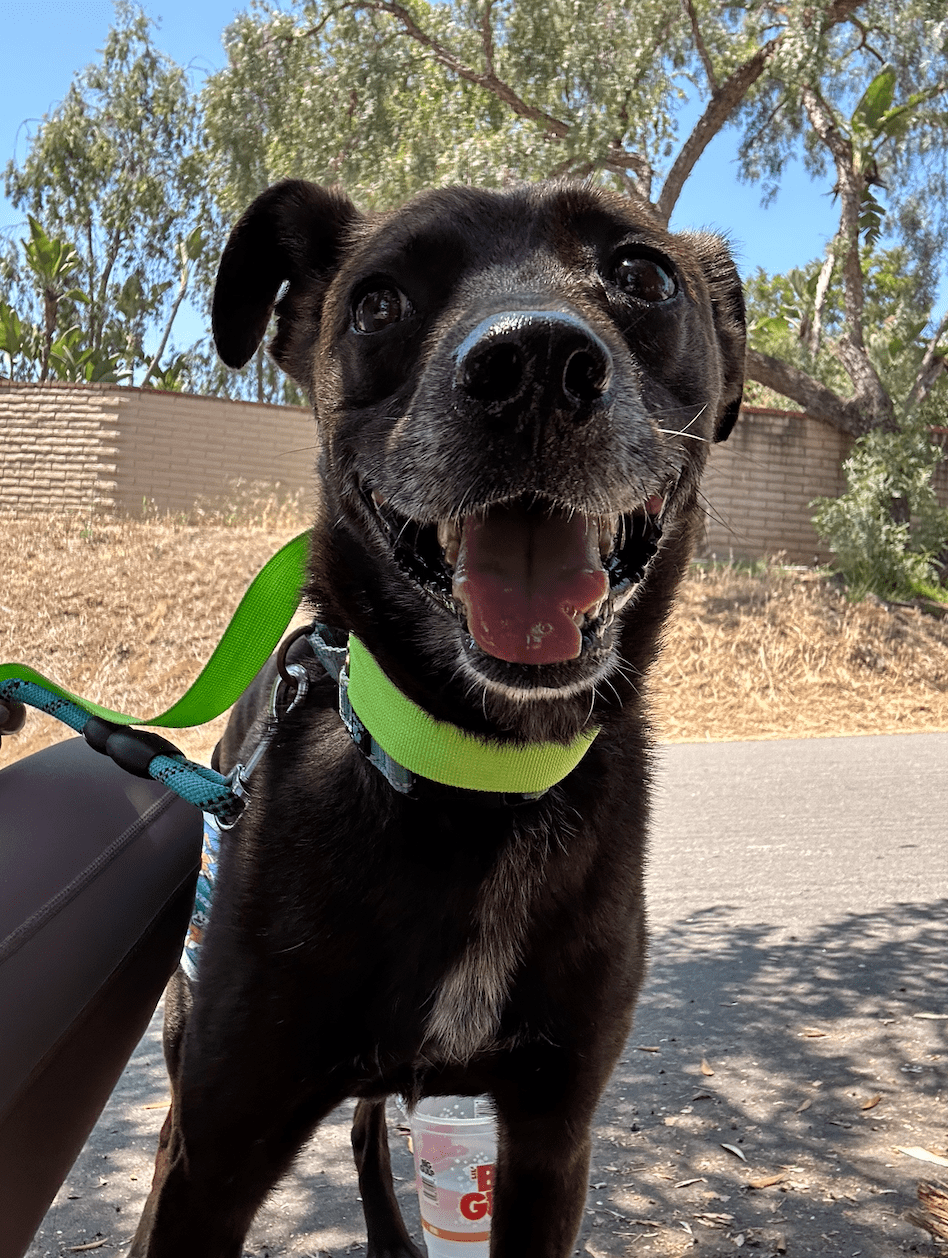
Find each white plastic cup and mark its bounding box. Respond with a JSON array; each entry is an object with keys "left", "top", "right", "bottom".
[{"left": 409, "top": 1095, "right": 498, "bottom": 1258}]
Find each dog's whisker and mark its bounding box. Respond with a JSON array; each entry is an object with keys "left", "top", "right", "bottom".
[
  {"left": 656, "top": 427, "right": 710, "bottom": 443},
  {"left": 697, "top": 490, "right": 738, "bottom": 536}
]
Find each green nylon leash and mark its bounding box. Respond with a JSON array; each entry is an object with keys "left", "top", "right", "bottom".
[{"left": 0, "top": 531, "right": 311, "bottom": 729}]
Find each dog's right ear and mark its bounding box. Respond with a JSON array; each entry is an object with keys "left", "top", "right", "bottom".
[{"left": 212, "top": 179, "right": 362, "bottom": 386}]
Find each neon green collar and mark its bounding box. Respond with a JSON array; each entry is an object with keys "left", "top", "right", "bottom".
[{"left": 342, "top": 633, "right": 599, "bottom": 796}]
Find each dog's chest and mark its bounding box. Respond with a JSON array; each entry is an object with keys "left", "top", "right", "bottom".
[{"left": 421, "top": 812, "right": 554, "bottom": 1063}]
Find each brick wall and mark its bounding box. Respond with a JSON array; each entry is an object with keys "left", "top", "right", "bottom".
[
  {"left": 1, "top": 383, "right": 942, "bottom": 564},
  {"left": 0, "top": 381, "right": 314, "bottom": 515},
  {"left": 0, "top": 381, "right": 120, "bottom": 512},
  {"left": 698, "top": 405, "right": 852, "bottom": 564},
  {"left": 108, "top": 386, "right": 314, "bottom": 514}
]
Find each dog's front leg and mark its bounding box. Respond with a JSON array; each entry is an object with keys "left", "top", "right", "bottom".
[
  {"left": 127, "top": 967, "right": 352, "bottom": 1258},
  {"left": 352, "top": 1099, "right": 424, "bottom": 1258},
  {"left": 488, "top": 1046, "right": 614, "bottom": 1258},
  {"left": 490, "top": 1115, "right": 592, "bottom": 1257}
]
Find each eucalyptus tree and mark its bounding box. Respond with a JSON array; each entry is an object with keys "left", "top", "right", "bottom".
[
  {"left": 204, "top": 0, "right": 947, "bottom": 430},
  {"left": 3, "top": 2, "right": 208, "bottom": 382}
]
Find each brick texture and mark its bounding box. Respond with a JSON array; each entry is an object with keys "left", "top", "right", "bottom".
[
  {"left": 1, "top": 385, "right": 945, "bottom": 564},
  {"left": 0, "top": 381, "right": 313, "bottom": 516},
  {"left": 698, "top": 406, "right": 853, "bottom": 564}
]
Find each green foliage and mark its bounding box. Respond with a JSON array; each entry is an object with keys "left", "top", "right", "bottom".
[
  {"left": 201, "top": 0, "right": 788, "bottom": 213},
  {"left": 812, "top": 419, "right": 948, "bottom": 601},
  {"left": 2, "top": 2, "right": 207, "bottom": 382},
  {"left": 746, "top": 245, "right": 942, "bottom": 399}
]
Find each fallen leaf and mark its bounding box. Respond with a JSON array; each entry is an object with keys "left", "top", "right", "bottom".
[
  {"left": 68, "top": 1243, "right": 108, "bottom": 1253},
  {"left": 700, "top": 1057, "right": 715, "bottom": 1076},
  {"left": 142, "top": 1102, "right": 168, "bottom": 1110},
  {"left": 694, "top": 1212, "right": 734, "bottom": 1227},
  {"left": 897, "top": 1146, "right": 948, "bottom": 1168},
  {"left": 913, "top": 1012, "right": 948, "bottom": 1020},
  {"left": 635, "top": 1045, "right": 660, "bottom": 1053},
  {"left": 800, "top": 1027, "right": 828, "bottom": 1038},
  {"left": 796, "top": 1099, "right": 812, "bottom": 1113},
  {"left": 674, "top": 1177, "right": 706, "bottom": 1188},
  {"left": 749, "top": 1173, "right": 786, "bottom": 1189},
  {"left": 720, "top": 1143, "right": 747, "bottom": 1162},
  {"left": 861, "top": 1095, "right": 882, "bottom": 1111}
]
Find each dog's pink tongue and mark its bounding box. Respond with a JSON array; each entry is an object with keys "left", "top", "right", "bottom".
[{"left": 453, "top": 504, "right": 609, "bottom": 664}]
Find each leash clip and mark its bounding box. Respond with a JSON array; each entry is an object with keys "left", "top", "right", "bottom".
[{"left": 221, "top": 661, "right": 311, "bottom": 826}]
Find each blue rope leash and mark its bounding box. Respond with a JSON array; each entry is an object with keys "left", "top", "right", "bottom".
[{"left": 0, "top": 677, "right": 242, "bottom": 824}]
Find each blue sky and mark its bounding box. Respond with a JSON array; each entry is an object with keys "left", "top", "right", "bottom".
[{"left": 1, "top": 0, "right": 843, "bottom": 350}]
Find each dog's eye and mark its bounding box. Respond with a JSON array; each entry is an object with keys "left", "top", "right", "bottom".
[
  {"left": 352, "top": 286, "right": 411, "bottom": 333},
  {"left": 613, "top": 255, "right": 676, "bottom": 303}
]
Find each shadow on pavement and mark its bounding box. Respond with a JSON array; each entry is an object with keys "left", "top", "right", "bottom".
[
  {"left": 585, "top": 899, "right": 948, "bottom": 1256},
  {"left": 27, "top": 901, "right": 947, "bottom": 1258}
]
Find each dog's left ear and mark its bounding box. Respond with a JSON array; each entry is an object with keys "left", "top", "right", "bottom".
[
  {"left": 683, "top": 232, "right": 746, "bottom": 442},
  {"left": 212, "top": 179, "right": 363, "bottom": 387}
]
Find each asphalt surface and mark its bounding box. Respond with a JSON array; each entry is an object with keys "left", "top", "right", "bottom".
[{"left": 25, "top": 732, "right": 948, "bottom": 1258}]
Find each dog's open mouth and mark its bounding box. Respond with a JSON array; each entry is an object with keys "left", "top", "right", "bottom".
[{"left": 364, "top": 488, "right": 664, "bottom": 666}]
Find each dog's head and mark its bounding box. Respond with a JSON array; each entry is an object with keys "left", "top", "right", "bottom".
[{"left": 213, "top": 180, "right": 744, "bottom": 736}]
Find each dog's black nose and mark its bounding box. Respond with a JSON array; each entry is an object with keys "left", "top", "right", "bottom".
[{"left": 455, "top": 311, "right": 613, "bottom": 422}]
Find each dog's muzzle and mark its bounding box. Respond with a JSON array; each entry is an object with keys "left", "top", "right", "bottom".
[{"left": 364, "top": 309, "right": 668, "bottom": 669}]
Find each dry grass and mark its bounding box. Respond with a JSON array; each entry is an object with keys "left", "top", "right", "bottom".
[
  {"left": 2, "top": 514, "right": 948, "bottom": 771},
  {"left": 0, "top": 504, "right": 311, "bottom": 768},
  {"left": 652, "top": 561, "right": 948, "bottom": 742}
]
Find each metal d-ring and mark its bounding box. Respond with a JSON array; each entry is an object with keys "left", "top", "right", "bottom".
[{"left": 221, "top": 640, "right": 313, "bottom": 826}]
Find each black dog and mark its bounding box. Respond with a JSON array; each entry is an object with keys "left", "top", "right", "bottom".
[{"left": 130, "top": 178, "right": 745, "bottom": 1257}]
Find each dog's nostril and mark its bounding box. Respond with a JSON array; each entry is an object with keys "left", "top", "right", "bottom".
[
  {"left": 563, "top": 347, "right": 612, "bottom": 403},
  {"left": 461, "top": 342, "right": 524, "bottom": 403}
]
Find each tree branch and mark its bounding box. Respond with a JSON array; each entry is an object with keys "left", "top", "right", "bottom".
[
  {"left": 906, "top": 307, "right": 948, "bottom": 412},
  {"left": 802, "top": 83, "right": 895, "bottom": 428},
  {"left": 682, "top": 0, "right": 718, "bottom": 91},
  {"left": 143, "top": 250, "right": 189, "bottom": 386},
  {"left": 746, "top": 347, "right": 872, "bottom": 436},
  {"left": 655, "top": 38, "right": 780, "bottom": 224},
  {"left": 480, "top": 0, "right": 496, "bottom": 80},
  {"left": 656, "top": 0, "right": 864, "bottom": 224},
  {"left": 809, "top": 249, "right": 836, "bottom": 357},
  {"left": 326, "top": 0, "right": 570, "bottom": 139}
]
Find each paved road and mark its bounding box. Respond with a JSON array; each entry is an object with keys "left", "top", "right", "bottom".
[
  {"left": 26, "top": 733, "right": 948, "bottom": 1258},
  {"left": 648, "top": 732, "right": 947, "bottom": 929}
]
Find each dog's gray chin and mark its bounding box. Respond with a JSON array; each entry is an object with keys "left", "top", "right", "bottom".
[{"left": 453, "top": 640, "right": 621, "bottom": 704}]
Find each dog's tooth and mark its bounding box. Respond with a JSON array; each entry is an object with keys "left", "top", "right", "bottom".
[
  {"left": 437, "top": 519, "right": 461, "bottom": 567},
  {"left": 598, "top": 515, "right": 619, "bottom": 560}
]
